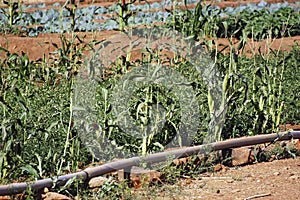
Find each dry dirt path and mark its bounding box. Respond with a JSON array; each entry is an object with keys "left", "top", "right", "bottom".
[
  {"left": 1, "top": 32, "right": 300, "bottom": 60},
  {"left": 134, "top": 157, "right": 300, "bottom": 200}
]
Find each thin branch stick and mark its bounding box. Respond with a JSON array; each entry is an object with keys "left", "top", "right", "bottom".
[
  {"left": 244, "top": 193, "right": 271, "bottom": 200},
  {"left": 200, "top": 176, "right": 233, "bottom": 180}
]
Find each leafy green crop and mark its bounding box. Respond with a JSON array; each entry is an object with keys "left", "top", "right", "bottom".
[
  {"left": 166, "top": 3, "right": 300, "bottom": 41},
  {"left": 223, "top": 7, "right": 300, "bottom": 40},
  {"left": 220, "top": 46, "right": 300, "bottom": 138},
  {"left": 1, "top": 38, "right": 298, "bottom": 184},
  {"left": 0, "top": 46, "right": 92, "bottom": 182}
]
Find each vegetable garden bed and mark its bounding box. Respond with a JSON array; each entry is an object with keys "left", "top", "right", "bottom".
[{"left": 0, "top": 0, "right": 300, "bottom": 199}]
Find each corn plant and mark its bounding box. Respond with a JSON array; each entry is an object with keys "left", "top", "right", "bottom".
[
  {"left": 0, "top": 0, "right": 20, "bottom": 26},
  {"left": 250, "top": 51, "right": 285, "bottom": 133},
  {"left": 64, "top": 0, "right": 77, "bottom": 31},
  {"left": 116, "top": 0, "right": 140, "bottom": 31},
  {"left": 166, "top": 3, "right": 300, "bottom": 41},
  {"left": 0, "top": 44, "right": 94, "bottom": 182},
  {"left": 63, "top": 0, "right": 102, "bottom": 32},
  {"left": 166, "top": 3, "right": 224, "bottom": 39},
  {"left": 49, "top": 33, "right": 101, "bottom": 76},
  {"left": 0, "top": 0, "right": 23, "bottom": 33},
  {"left": 90, "top": 46, "right": 191, "bottom": 157}
]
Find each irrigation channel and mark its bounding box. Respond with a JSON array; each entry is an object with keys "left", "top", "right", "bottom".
[{"left": 0, "top": 131, "right": 299, "bottom": 196}]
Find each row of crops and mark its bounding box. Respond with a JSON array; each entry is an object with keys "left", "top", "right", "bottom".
[
  {"left": 0, "top": 0, "right": 300, "bottom": 37},
  {"left": 1, "top": 38, "right": 300, "bottom": 194}
]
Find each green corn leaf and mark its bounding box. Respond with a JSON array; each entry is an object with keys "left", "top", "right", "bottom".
[{"left": 20, "top": 165, "right": 39, "bottom": 178}]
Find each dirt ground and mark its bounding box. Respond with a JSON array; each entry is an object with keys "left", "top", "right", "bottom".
[
  {"left": 1, "top": 32, "right": 300, "bottom": 61},
  {"left": 159, "top": 157, "right": 300, "bottom": 200},
  {"left": 1, "top": 0, "right": 300, "bottom": 199}
]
